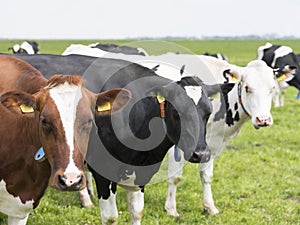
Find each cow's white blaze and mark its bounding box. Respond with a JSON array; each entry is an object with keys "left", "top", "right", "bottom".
[
  {"left": 0, "top": 180, "right": 34, "bottom": 219},
  {"left": 49, "top": 82, "right": 82, "bottom": 175},
  {"left": 184, "top": 86, "right": 202, "bottom": 105}
]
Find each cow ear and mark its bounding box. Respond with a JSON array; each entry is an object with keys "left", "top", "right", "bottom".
[
  {"left": 223, "top": 68, "right": 242, "bottom": 83},
  {"left": 220, "top": 83, "right": 235, "bottom": 95},
  {"left": 95, "top": 88, "right": 131, "bottom": 116},
  {"left": 204, "top": 83, "right": 235, "bottom": 98},
  {"left": 0, "top": 91, "right": 36, "bottom": 114}
]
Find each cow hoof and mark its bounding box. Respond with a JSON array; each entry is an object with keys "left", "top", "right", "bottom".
[
  {"left": 83, "top": 203, "right": 94, "bottom": 208},
  {"left": 79, "top": 196, "right": 94, "bottom": 208},
  {"left": 204, "top": 206, "right": 220, "bottom": 216},
  {"left": 165, "top": 207, "right": 180, "bottom": 218}
]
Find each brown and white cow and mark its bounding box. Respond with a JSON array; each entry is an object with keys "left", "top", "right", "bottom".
[{"left": 0, "top": 55, "right": 131, "bottom": 225}]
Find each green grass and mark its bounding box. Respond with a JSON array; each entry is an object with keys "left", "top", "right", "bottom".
[{"left": 0, "top": 39, "right": 300, "bottom": 224}]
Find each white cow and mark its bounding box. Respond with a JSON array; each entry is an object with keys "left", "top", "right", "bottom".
[{"left": 62, "top": 44, "right": 276, "bottom": 217}]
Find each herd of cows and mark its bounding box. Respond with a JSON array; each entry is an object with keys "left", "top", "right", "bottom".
[{"left": 0, "top": 40, "right": 300, "bottom": 225}]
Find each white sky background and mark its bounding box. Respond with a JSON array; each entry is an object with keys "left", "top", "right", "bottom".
[{"left": 1, "top": 0, "right": 300, "bottom": 39}]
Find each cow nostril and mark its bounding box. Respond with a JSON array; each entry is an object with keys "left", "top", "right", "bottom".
[
  {"left": 58, "top": 175, "right": 67, "bottom": 187},
  {"left": 256, "top": 116, "right": 272, "bottom": 126},
  {"left": 77, "top": 175, "right": 83, "bottom": 185}
]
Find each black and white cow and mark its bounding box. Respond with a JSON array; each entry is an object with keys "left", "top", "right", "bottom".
[
  {"left": 8, "top": 53, "right": 224, "bottom": 224},
  {"left": 257, "top": 42, "right": 298, "bottom": 107},
  {"left": 8, "top": 41, "right": 39, "bottom": 54},
  {"left": 63, "top": 43, "right": 148, "bottom": 57},
  {"left": 164, "top": 59, "right": 276, "bottom": 217},
  {"left": 203, "top": 52, "right": 228, "bottom": 62},
  {"left": 88, "top": 42, "right": 148, "bottom": 56},
  {"left": 59, "top": 45, "right": 276, "bottom": 217}
]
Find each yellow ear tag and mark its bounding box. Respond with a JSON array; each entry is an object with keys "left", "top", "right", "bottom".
[
  {"left": 277, "top": 74, "right": 286, "bottom": 82},
  {"left": 210, "top": 92, "right": 220, "bottom": 100},
  {"left": 231, "top": 76, "right": 239, "bottom": 82},
  {"left": 97, "top": 101, "right": 111, "bottom": 112},
  {"left": 20, "top": 104, "right": 34, "bottom": 113},
  {"left": 156, "top": 93, "right": 165, "bottom": 103}
]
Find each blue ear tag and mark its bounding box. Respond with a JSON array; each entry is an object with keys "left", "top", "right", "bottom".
[
  {"left": 34, "top": 147, "right": 46, "bottom": 162},
  {"left": 174, "top": 146, "right": 182, "bottom": 162}
]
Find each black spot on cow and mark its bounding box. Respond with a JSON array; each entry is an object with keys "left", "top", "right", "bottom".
[
  {"left": 213, "top": 83, "right": 241, "bottom": 126},
  {"left": 234, "top": 111, "right": 240, "bottom": 121},
  {"left": 234, "top": 102, "right": 238, "bottom": 110}
]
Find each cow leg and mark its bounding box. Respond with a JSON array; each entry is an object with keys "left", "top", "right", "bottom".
[
  {"left": 79, "top": 187, "right": 94, "bottom": 208},
  {"left": 85, "top": 170, "right": 95, "bottom": 196},
  {"left": 272, "top": 92, "right": 280, "bottom": 107},
  {"left": 8, "top": 215, "right": 29, "bottom": 225},
  {"left": 273, "top": 82, "right": 280, "bottom": 107},
  {"left": 99, "top": 191, "right": 118, "bottom": 225},
  {"left": 88, "top": 166, "right": 118, "bottom": 225},
  {"left": 200, "top": 159, "right": 219, "bottom": 215},
  {"left": 280, "top": 90, "right": 285, "bottom": 107},
  {"left": 126, "top": 189, "right": 144, "bottom": 225},
  {"left": 279, "top": 81, "right": 289, "bottom": 107},
  {"left": 79, "top": 167, "right": 94, "bottom": 207},
  {"left": 165, "top": 146, "right": 184, "bottom": 217}
]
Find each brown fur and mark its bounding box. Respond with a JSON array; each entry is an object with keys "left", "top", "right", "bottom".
[
  {"left": 0, "top": 55, "right": 47, "bottom": 94},
  {"left": 45, "top": 74, "right": 85, "bottom": 89},
  {"left": 0, "top": 57, "right": 89, "bottom": 212},
  {"left": 0, "top": 56, "right": 131, "bottom": 222}
]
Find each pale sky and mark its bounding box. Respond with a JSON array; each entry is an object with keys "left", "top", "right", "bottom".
[{"left": 1, "top": 0, "right": 300, "bottom": 39}]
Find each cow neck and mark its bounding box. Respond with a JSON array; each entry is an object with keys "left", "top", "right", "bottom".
[{"left": 237, "top": 82, "right": 251, "bottom": 117}]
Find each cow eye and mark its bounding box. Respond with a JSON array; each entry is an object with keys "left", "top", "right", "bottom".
[{"left": 40, "top": 117, "right": 51, "bottom": 128}]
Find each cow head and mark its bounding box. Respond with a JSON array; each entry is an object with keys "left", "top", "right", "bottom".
[
  {"left": 149, "top": 76, "right": 213, "bottom": 163},
  {"left": 258, "top": 43, "right": 300, "bottom": 92},
  {"left": 272, "top": 50, "right": 298, "bottom": 88},
  {"left": 8, "top": 41, "right": 39, "bottom": 54},
  {"left": 224, "top": 60, "right": 275, "bottom": 128},
  {"left": 0, "top": 75, "right": 131, "bottom": 191}
]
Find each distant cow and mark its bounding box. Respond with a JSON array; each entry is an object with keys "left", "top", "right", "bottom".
[
  {"left": 257, "top": 42, "right": 299, "bottom": 107},
  {"left": 0, "top": 55, "right": 131, "bottom": 225},
  {"left": 203, "top": 52, "right": 228, "bottom": 62},
  {"left": 62, "top": 42, "right": 148, "bottom": 57},
  {"left": 8, "top": 41, "right": 39, "bottom": 54},
  {"left": 6, "top": 53, "right": 217, "bottom": 224},
  {"left": 89, "top": 42, "right": 148, "bottom": 56}
]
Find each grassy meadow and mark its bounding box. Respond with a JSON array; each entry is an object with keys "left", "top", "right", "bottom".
[{"left": 0, "top": 39, "right": 300, "bottom": 225}]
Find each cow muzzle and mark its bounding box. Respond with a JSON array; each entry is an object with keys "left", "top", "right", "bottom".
[
  {"left": 188, "top": 146, "right": 211, "bottom": 163},
  {"left": 254, "top": 116, "right": 273, "bottom": 129},
  {"left": 51, "top": 171, "right": 86, "bottom": 191}
]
